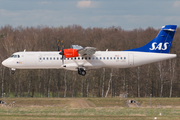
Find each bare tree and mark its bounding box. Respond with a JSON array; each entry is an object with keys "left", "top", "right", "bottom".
[
  {"left": 145, "top": 65, "right": 150, "bottom": 97},
  {"left": 64, "top": 70, "right": 67, "bottom": 98},
  {"left": 48, "top": 70, "right": 52, "bottom": 98},
  {"left": 1, "top": 66, "right": 5, "bottom": 97},
  {"left": 18, "top": 72, "right": 22, "bottom": 97},
  {"left": 92, "top": 77, "right": 95, "bottom": 97},
  {"left": 55, "top": 72, "right": 60, "bottom": 98},
  {"left": 123, "top": 70, "right": 126, "bottom": 97},
  {"left": 72, "top": 72, "right": 76, "bottom": 97},
  {"left": 156, "top": 61, "right": 168, "bottom": 97},
  {"left": 43, "top": 70, "right": 46, "bottom": 97},
  {"left": 105, "top": 69, "right": 113, "bottom": 97},
  {"left": 27, "top": 73, "right": 32, "bottom": 97},
  {"left": 102, "top": 68, "right": 105, "bottom": 97},
  {"left": 8, "top": 70, "right": 12, "bottom": 97},
  {"left": 137, "top": 67, "right": 140, "bottom": 97},
  {"left": 81, "top": 78, "right": 84, "bottom": 97},
  {"left": 39, "top": 81, "right": 41, "bottom": 97},
  {"left": 169, "top": 59, "right": 176, "bottom": 97},
  {"left": 86, "top": 72, "right": 90, "bottom": 97}
]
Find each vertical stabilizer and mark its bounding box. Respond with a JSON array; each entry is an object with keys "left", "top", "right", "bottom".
[{"left": 125, "top": 25, "right": 177, "bottom": 53}]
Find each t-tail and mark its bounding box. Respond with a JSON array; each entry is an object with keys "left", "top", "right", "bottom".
[{"left": 125, "top": 25, "right": 177, "bottom": 53}]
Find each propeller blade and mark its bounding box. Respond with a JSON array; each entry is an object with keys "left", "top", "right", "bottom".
[
  {"left": 60, "top": 40, "right": 64, "bottom": 65},
  {"left": 62, "top": 55, "right": 64, "bottom": 64},
  {"left": 57, "top": 40, "right": 60, "bottom": 51}
]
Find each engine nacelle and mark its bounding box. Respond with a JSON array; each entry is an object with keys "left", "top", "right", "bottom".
[{"left": 63, "top": 48, "right": 79, "bottom": 58}]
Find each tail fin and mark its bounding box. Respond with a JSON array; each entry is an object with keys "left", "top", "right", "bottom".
[{"left": 125, "top": 25, "right": 177, "bottom": 53}]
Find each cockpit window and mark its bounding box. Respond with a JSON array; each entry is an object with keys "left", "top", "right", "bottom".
[
  {"left": 10, "top": 54, "right": 20, "bottom": 58},
  {"left": 10, "top": 55, "right": 14, "bottom": 57}
]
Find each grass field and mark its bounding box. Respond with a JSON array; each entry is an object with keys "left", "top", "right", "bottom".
[{"left": 0, "top": 97, "right": 180, "bottom": 119}]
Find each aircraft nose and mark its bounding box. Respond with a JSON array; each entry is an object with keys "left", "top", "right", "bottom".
[{"left": 2, "top": 59, "right": 8, "bottom": 67}]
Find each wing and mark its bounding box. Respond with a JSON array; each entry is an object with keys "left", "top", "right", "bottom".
[{"left": 78, "top": 47, "right": 96, "bottom": 56}]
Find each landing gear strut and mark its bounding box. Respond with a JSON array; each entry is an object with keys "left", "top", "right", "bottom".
[{"left": 78, "top": 68, "right": 86, "bottom": 76}]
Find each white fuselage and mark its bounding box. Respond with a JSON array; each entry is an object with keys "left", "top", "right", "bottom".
[{"left": 2, "top": 51, "right": 176, "bottom": 71}]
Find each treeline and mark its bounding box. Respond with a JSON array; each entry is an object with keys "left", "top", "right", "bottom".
[{"left": 0, "top": 24, "right": 180, "bottom": 98}]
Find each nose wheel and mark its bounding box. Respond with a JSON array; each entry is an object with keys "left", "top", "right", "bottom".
[
  {"left": 11, "top": 68, "right": 16, "bottom": 74},
  {"left": 11, "top": 71, "right": 15, "bottom": 74},
  {"left": 78, "top": 68, "right": 86, "bottom": 76}
]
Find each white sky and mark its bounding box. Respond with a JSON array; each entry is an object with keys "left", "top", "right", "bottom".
[{"left": 0, "top": 0, "right": 180, "bottom": 30}]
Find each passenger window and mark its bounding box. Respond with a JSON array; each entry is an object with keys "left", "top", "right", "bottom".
[
  {"left": 107, "top": 57, "right": 109, "bottom": 60},
  {"left": 74, "top": 57, "right": 76, "bottom": 60},
  {"left": 78, "top": 57, "right": 80, "bottom": 60},
  {"left": 121, "top": 57, "right": 122, "bottom": 59},
  {"left": 110, "top": 57, "right": 112, "bottom": 59},
  {"left": 43, "top": 57, "right": 45, "bottom": 60},
  {"left": 92, "top": 57, "right": 94, "bottom": 60},
  {"left": 60, "top": 57, "right": 62, "bottom": 60},
  {"left": 117, "top": 57, "right": 119, "bottom": 59},
  {"left": 71, "top": 58, "right": 73, "bottom": 60},
  {"left": 114, "top": 57, "right": 116, "bottom": 60},
  {"left": 47, "top": 57, "right": 48, "bottom": 60},
  {"left": 85, "top": 57, "right": 87, "bottom": 60},
  {"left": 96, "top": 57, "right": 98, "bottom": 60},
  {"left": 124, "top": 57, "right": 126, "bottom": 59},
  {"left": 103, "top": 57, "right": 105, "bottom": 60},
  {"left": 57, "top": 57, "right": 59, "bottom": 60},
  {"left": 89, "top": 57, "right": 91, "bottom": 60},
  {"left": 50, "top": 57, "right": 52, "bottom": 60},
  {"left": 100, "top": 57, "right": 102, "bottom": 60},
  {"left": 53, "top": 57, "right": 55, "bottom": 60},
  {"left": 67, "top": 58, "right": 69, "bottom": 60},
  {"left": 18, "top": 55, "right": 20, "bottom": 58}
]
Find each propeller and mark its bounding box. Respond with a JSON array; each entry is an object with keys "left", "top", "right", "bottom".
[{"left": 59, "top": 40, "right": 65, "bottom": 65}]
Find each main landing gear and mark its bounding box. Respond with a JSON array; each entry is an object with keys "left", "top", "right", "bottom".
[{"left": 78, "top": 68, "right": 86, "bottom": 76}]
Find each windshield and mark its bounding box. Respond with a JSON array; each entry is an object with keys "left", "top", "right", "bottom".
[
  {"left": 10, "top": 55, "right": 14, "bottom": 57},
  {"left": 10, "top": 54, "right": 20, "bottom": 58}
]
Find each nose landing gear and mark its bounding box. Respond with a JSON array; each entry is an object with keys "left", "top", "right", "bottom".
[
  {"left": 11, "top": 71, "right": 15, "bottom": 74},
  {"left": 78, "top": 68, "right": 86, "bottom": 76},
  {"left": 11, "top": 68, "right": 16, "bottom": 74}
]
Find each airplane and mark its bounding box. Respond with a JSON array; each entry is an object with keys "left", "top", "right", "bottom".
[{"left": 2, "top": 25, "right": 177, "bottom": 76}]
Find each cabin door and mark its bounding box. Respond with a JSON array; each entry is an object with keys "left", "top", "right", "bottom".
[{"left": 128, "top": 53, "right": 134, "bottom": 65}]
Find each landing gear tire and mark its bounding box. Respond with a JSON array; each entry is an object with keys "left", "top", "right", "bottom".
[
  {"left": 78, "top": 69, "right": 81, "bottom": 75},
  {"left": 81, "top": 70, "right": 86, "bottom": 76},
  {"left": 78, "top": 68, "right": 86, "bottom": 76},
  {"left": 11, "top": 71, "right": 15, "bottom": 74}
]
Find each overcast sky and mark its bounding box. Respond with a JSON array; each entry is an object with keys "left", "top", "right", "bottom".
[{"left": 0, "top": 0, "right": 180, "bottom": 30}]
